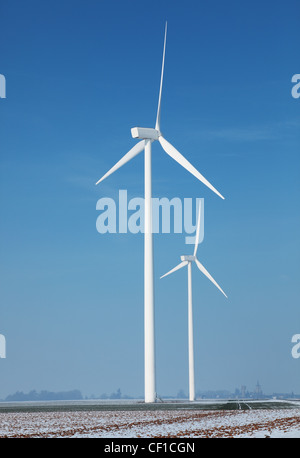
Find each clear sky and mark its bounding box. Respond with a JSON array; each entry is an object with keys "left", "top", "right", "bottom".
[{"left": 0, "top": 0, "right": 299, "bottom": 399}]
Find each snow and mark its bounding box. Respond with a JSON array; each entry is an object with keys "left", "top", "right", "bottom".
[{"left": 0, "top": 405, "right": 299, "bottom": 438}]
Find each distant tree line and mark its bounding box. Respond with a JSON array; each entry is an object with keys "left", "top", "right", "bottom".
[
  {"left": 97, "top": 388, "right": 133, "bottom": 399},
  {"left": 2, "top": 389, "right": 83, "bottom": 402}
]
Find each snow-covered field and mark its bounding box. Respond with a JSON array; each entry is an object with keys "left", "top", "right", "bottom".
[{"left": 0, "top": 404, "right": 299, "bottom": 438}]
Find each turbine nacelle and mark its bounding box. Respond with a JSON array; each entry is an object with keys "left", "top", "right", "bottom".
[
  {"left": 131, "top": 127, "right": 160, "bottom": 141},
  {"left": 181, "top": 255, "right": 196, "bottom": 262}
]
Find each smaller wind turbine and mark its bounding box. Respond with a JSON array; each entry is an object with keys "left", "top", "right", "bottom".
[{"left": 160, "top": 203, "right": 227, "bottom": 401}]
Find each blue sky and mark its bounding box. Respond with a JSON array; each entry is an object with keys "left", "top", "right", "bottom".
[{"left": 0, "top": 0, "right": 299, "bottom": 399}]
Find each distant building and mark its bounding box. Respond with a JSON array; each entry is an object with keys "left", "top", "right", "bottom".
[
  {"left": 241, "top": 385, "right": 247, "bottom": 398},
  {"left": 254, "top": 380, "right": 263, "bottom": 398}
]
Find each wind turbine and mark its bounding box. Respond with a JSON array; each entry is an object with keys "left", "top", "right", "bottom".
[
  {"left": 160, "top": 203, "right": 227, "bottom": 401},
  {"left": 95, "top": 22, "right": 225, "bottom": 403}
]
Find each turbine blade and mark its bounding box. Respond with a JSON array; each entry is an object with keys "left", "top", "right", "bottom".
[
  {"left": 195, "top": 259, "right": 227, "bottom": 298},
  {"left": 95, "top": 140, "right": 145, "bottom": 185},
  {"left": 160, "top": 260, "right": 188, "bottom": 279},
  {"left": 193, "top": 201, "right": 202, "bottom": 257},
  {"left": 159, "top": 136, "right": 225, "bottom": 199},
  {"left": 155, "top": 21, "right": 167, "bottom": 131}
]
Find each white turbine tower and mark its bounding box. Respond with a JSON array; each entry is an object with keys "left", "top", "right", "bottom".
[
  {"left": 160, "top": 204, "right": 227, "bottom": 401},
  {"left": 95, "top": 22, "right": 225, "bottom": 403}
]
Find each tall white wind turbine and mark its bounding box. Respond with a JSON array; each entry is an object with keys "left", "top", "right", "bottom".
[
  {"left": 160, "top": 204, "right": 227, "bottom": 401},
  {"left": 95, "top": 22, "right": 225, "bottom": 403}
]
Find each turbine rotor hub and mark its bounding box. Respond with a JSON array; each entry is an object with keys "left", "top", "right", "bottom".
[{"left": 180, "top": 255, "right": 196, "bottom": 262}]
